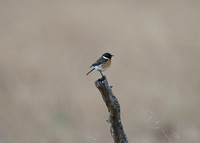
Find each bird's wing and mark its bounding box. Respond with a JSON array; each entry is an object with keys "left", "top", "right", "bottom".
[{"left": 89, "top": 57, "right": 108, "bottom": 68}]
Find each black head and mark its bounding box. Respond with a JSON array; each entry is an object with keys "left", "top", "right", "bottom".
[{"left": 102, "top": 53, "right": 114, "bottom": 59}]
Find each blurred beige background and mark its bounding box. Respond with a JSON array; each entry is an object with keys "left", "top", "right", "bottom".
[{"left": 0, "top": 0, "right": 200, "bottom": 143}]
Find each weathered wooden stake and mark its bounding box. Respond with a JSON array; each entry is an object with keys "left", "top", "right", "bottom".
[{"left": 95, "top": 76, "right": 128, "bottom": 143}]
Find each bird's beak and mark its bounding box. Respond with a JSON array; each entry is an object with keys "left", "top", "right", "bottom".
[{"left": 112, "top": 55, "right": 114, "bottom": 57}]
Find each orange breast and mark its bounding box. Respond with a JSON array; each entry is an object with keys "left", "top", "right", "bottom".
[{"left": 101, "top": 59, "right": 111, "bottom": 69}]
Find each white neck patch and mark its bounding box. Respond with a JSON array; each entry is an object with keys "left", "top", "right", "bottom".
[{"left": 103, "top": 56, "right": 108, "bottom": 59}]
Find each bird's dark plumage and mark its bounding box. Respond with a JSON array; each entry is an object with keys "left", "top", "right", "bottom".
[
  {"left": 90, "top": 57, "right": 108, "bottom": 67},
  {"left": 89, "top": 53, "right": 113, "bottom": 67},
  {"left": 86, "top": 53, "right": 114, "bottom": 76}
]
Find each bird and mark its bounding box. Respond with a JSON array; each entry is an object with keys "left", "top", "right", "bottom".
[{"left": 86, "top": 53, "right": 114, "bottom": 77}]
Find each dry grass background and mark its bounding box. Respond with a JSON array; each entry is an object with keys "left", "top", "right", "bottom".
[{"left": 0, "top": 0, "right": 200, "bottom": 143}]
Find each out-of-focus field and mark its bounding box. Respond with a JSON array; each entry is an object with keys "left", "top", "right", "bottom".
[{"left": 0, "top": 0, "right": 200, "bottom": 143}]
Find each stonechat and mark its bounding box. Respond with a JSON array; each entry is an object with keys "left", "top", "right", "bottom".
[{"left": 86, "top": 53, "right": 114, "bottom": 77}]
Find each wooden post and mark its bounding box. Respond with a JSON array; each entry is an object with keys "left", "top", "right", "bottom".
[{"left": 95, "top": 76, "right": 128, "bottom": 143}]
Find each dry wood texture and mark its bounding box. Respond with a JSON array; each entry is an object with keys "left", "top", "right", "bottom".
[{"left": 95, "top": 76, "right": 128, "bottom": 143}]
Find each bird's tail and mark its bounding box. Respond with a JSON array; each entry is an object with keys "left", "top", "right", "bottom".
[{"left": 86, "top": 68, "right": 95, "bottom": 75}]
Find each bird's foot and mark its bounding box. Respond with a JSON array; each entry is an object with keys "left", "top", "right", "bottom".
[{"left": 98, "top": 75, "right": 106, "bottom": 82}]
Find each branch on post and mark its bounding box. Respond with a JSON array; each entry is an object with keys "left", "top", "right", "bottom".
[{"left": 95, "top": 76, "right": 128, "bottom": 143}]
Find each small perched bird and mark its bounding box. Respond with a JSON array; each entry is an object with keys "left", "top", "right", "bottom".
[{"left": 86, "top": 53, "right": 114, "bottom": 77}]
